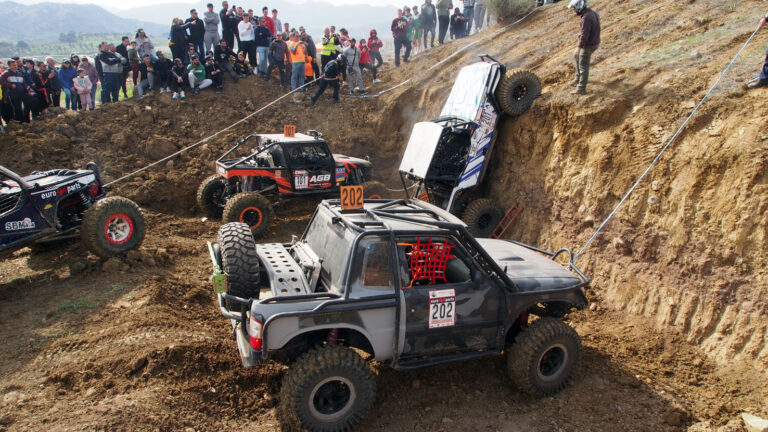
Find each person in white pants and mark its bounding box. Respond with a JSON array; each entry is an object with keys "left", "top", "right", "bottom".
[{"left": 187, "top": 54, "right": 212, "bottom": 93}]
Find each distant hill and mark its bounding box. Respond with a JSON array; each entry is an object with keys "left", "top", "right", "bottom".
[
  {"left": 0, "top": 1, "right": 168, "bottom": 42},
  {"left": 119, "top": 0, "right": 398, "bottom": 41}
]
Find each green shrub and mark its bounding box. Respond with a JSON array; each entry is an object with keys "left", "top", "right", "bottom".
[{"left": 487, "top": 0, "right": 536, "bottom": 20}]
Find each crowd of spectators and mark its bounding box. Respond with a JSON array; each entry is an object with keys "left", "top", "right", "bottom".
[{"left": 0, "top": 0, "right": 489, "bottom": 132}]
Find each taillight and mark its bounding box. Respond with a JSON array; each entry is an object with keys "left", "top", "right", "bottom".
[
  {"left": 88, "top": 183, "right": 100, "bottom": 197},
  {"left": 249, "top": 315, "right": 263, "bottom": 350}
]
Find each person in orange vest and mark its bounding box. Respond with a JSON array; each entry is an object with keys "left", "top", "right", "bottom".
[
  {"left": 287, "top": 32, "right": 307, "bottom": 92},
  {"left": 304, "top": 55, "right": 315, "bottom": 85}
]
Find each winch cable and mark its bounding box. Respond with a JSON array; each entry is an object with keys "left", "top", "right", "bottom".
[{"left": 572, "top": 23, "right": 762, "bottom": 262}]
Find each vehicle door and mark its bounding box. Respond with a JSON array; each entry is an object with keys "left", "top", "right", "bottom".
[
  {"left": 396, "top": 233, "right": 506, "bottom": 361},
  {"left": 284, "top": 142, "right": 335, "bottom": 191},
  {"left": 0, "top": 175, "right": 52, "bottom": 248}
]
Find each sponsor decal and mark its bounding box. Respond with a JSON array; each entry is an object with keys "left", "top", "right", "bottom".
[
  {"left": 309, "top": 174, "right": 331, "bottom": 183},
  {"left": 5, "top": 218, "right": 35, "bottom": 231},
  {"left": 41, "top": 191, "right": 57, "bottom": 199},
  {"left": 335, "top": 167, "right": 347, "bottom": 182},
  {"left": 44, "top": 204, "right": 53, "bottom": 210}
]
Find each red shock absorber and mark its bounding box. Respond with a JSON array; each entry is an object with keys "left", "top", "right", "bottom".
[{"left": 326, "top": 328, "right": 339, "bottom": 345}]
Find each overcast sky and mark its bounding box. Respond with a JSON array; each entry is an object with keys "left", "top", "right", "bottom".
[{"left": 21, "top": 0, "right": 404, "bottom": 8}]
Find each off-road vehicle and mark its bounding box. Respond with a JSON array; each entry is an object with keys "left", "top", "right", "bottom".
[
  {"left": 208, "top": 198, "right": 589, "bottom": 431},
  {"left": 398, "top": 56, "right": 541, "bottom": 236},
  {"left": 197, "top": 129, "right": 386, "bottom": 238},
  {"left": 0, "top": 163, "right": 145, "bottom": 258}
]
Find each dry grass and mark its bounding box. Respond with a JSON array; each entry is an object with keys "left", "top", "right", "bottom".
[{"left": 486, "top": 0, "right": 536, "bottom": 19}]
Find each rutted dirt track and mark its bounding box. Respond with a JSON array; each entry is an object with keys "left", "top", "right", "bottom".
[{"left": 2, "top": 0, "right": 768, "bottom": 430}]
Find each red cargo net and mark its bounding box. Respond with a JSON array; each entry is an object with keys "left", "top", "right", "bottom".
[{"left": 398, "top": 237, "right": 455, "bottom": 289}]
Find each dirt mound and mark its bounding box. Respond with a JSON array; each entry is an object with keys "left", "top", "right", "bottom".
[{"left": 2, "top": 0, "right": 768, "bottom": 429}]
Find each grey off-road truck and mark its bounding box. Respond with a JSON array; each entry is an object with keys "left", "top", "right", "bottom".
[{"left": 208, "top": 199, "right": 589, "bottom": 431}]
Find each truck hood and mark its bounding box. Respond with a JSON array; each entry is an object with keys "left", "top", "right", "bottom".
[
  {"left": 333, "top": 154, "right": 372, "bottom": 169},
  {"left": 476, "top": 239, "right": 581, "bottom": 292}
]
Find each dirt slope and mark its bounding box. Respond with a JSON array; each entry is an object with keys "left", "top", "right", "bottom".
[{"left": 1, "top": 0, "right": 768, "bottom": 430}]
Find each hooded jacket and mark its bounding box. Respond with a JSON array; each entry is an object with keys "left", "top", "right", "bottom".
[{"left": 58, "top": 66, "right": 77, "bottom": 89}]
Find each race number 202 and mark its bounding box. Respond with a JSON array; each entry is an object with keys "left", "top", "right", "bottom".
[
  {"left": 341, "top": 185, "right": 364, "bottom": 210},
  {"left": 429, "top": 288, "right": 456, "bottom": 329}
]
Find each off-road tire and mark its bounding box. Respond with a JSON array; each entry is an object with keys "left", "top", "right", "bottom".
[
  {"left": 362, "top": 181, "right": 388, "bottom": 200},
  {"left": 506, "top": 317, "right": 582, "bottom": 396},
  {"left": 278, "top": 345, "right": 376, "bottom": 432},
  {"left": 217, "top": 222, "right": 260, "bottom": 309},
  {"left": 462, "top": 198, "right": 503, "bottom": 237},
  {"left": 222, "top": 192, "right": 274, "bottom": 239},
  {"left": 80, "top": 196, "right": 146, "bottom": 259},
  {"left": 197, "top": 175, "right": 227, "bottom": 219},
  {"left": 496, "top": 68, "right": 541, "bottom": 116}
]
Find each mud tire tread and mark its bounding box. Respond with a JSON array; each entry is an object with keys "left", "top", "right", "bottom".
[
  {"left": 197, "top": 175, "right": 227, "bottom": 219},
  {"left": 221, "top": 192, "right": 274, "bottom": 239},
  {"left": 217, "top": 222, "right": 260, "bottom": 306},
  {"left": 497, "top": 68, "right": 542, "bottom": 116},
  {"left": 80, "top": 196, "right": 145, "bottom": 259}
]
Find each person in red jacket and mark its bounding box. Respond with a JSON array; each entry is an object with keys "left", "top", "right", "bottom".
[
  {"left": 367, "top": 29, "right": 384, "bottom": 68},
  {"left": 359, "top": 38, "right": 380, "bottom": 83},
  {"left": 392, "top": 9, "right": 410, "bottom": 67}
]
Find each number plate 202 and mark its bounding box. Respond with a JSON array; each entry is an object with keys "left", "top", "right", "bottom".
[{"left": 428, "top": 288, "right": 455, "bottom": 329}]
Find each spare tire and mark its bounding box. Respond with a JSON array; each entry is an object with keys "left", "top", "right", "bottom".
[
  {"left": 222, "top": 192, "right": 274, "bottom": 239},
  {"left": 496, "top": 68, "right": 541, "bottom": 116},
  {"left": 462, "top": 198, "right": 503, "bottom": 238},
  {"left": 218, "top": 222, "right": 260, "bottom": 309}
]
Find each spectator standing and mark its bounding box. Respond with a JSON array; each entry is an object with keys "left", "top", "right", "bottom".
[
  {"left": 359, "top": 38, "right": 380, "bottom": 83},
  {"left": 187, "top": 54, "right": 211, "bottom": 93},
  {"left": 343, "top": 38, "right": 365, "bottom": 95},
  {"left": 214, "top": 40, "right": 238, "bottom": 81},
  {"left": 220, "top": 1, "right": 235, "bottom": 51},
  {"left": 58, "top": 60, "right": 77, "bottom": 110},
  {"left": 0, "top": 60, "right": 29, "bottom": 122},
  {"left": 127, "top": 41, "right": 141, "bottom": 85},
  {"left": 301, "top": 30, "right": 320, "bottom": 81},
  {"left": 21, "top": 60, "right": 41, "bottom": 119},
  {"left": 747, "top": 12, "right": 768, "bottom": 88},
  {"left": 80, "top": 57, "right": 98, "bottom": 108},
  {"left": 238, "top": 13, "right": 256, "bottom": 74},
  {"left": 473, "top": 0, "right": 486, "bottom": 32},
  {"left": 186, "top": 10, "right": 206, "bottom": 57},
  {"left": 367, "top": 30, "right": 383, "bottom": 68},
  {"left": 170, "top": 18, "right": 192, "bottom": 65},
  {"left": 568, "top": 0, "right": 600, "bottom": 95},
  {"left": 450, "top": 8, "right": 468, "bottom": 39},
  {"left": 463, "top": 0, "right": 475, "bottom": 35},
  {"left": 261, "top": 7, "right": 275, "bottom": 36},
  {"left": 204, "top": 56, "right": 224, "bottom": 93},
  {"left": 421, "top": 0, "right": 437, "bottom": 49},
  {"left": 135, "top": 54, "right": 155, "bottom": 98},
  {"left": 272, "top": 9, "right": 282, "bottom": 36},
  {"left": 310, "top": 54, "right": 345, "bottom": 106},
  {"left": 116, "top": 37, "right": 130, "bottom": 98},
  {"left": 266, "top": 32, "right": 289, "bottom": 88},
  {"left": 135, "top": 29, "right": 155, "bottom": 61},
  {"left": 409, "top": 6, "right": 423, "bottom": 56},
  {"left": 153, "top": 51, "right": 173, "bottom": 92},
  {"left": 392, "top": 9, "right": 411, "bottom": 67},
  {"left": 436, "top": 0, "right": 453, "bottom": 44},
  {"left": 44, "top": 57, "right": 61, "bottom": 107},
  {"left": 100, "top": 43, "right": 124, "bottom": 103},
  {"left": 339, "top": 28, "right": 350, "bottom": 48},
  {"left": 254, "top": 17, "right": 271, "bottom": 76},
  {"left": 204, "top": 3, "right": 221, "bottom": 55},
  {"left": 287, "top": 32, "right": 307, "bottom": 93},
  {"left": 170, "top": 58, "right": 188, "bottom": 99},
  {"left": 320, "top": 28, "right": 341, "bottom": 69},
  {"left": 72, "top": 68, "right": 93, "bottom": 109},
  {"left": 35, "top": 62, "right": 52, "bottom": 111},
  {"left": 92, "top": 45, "right": 107, "bottom": 105}
]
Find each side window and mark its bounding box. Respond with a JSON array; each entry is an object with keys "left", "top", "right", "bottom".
[
  {"left": 396, "top": 236, "right": 473, "bottom": 288},
  {"left": 352, "top": 237, "right": 394, "bottom": 292}
]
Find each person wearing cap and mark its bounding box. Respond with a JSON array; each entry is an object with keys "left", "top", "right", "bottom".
[
  {"left": 238, "top": 13, "right": 256, "bottom": 74},
  {"left": 266, "top": 32, "right": 289, "bottom": 87},
  {"left": 214, "top": 39, "right": 238, "bottom": 81},
  {"left": 58, "top": 59, "right": 77, "bottom": 110},
  {"left": 204, "top": 3, "right": 221, "bottom": 55},
  {"left": 80, "top": 56, "right": 98, "bottom": 109},
  {"left": 135, "top": 54, "right": 155, "bottom": 98},
  {"left": 127, "top": 40, "right": 141, "bottom": 86},
  {"left": 185, "top": 9, "right": 206, "bottom": 58},
  {"left": 567, "top": 0, "right": 600, "bottom": 95},
  {"left": 254, "top": 17, "right": 271, "bottom": 76},
  {"left": 153, "top": 51, "right": 173, "bottom": 93},
  {"left": 170, "top": 58, "right": 188, "bottom": 99},
  {"left": 187, "top": 54, "right": 212, "bottom": 94},
  {"left": 310, "top": 54, "right": 346, "bottom": 107},
  {"left": 204, "top": 55, "right": 224, "bottom": 93}
]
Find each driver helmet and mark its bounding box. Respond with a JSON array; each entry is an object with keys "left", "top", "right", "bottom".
[{"left": 567, "top": 0, "right": 587, "bottom": 12}]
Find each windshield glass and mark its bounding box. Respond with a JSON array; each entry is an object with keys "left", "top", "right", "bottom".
[
  {"left": 284, "top": 142, "right": 330, "bottom": 166},
  {"left": 301, "top": 207, "right": 356, "bottom": 293}
]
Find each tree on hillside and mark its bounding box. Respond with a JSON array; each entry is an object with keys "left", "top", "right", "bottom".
[
  {"left": 16, "top": 40, "right": 29, "bottom": 51},
  {"left": 59, "top": 32, "right": 78, "bottom": 43}
]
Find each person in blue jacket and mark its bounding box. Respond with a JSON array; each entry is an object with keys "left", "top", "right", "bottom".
[{"left": 58, "top": 59, "right": 77, "bottom": 110}]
